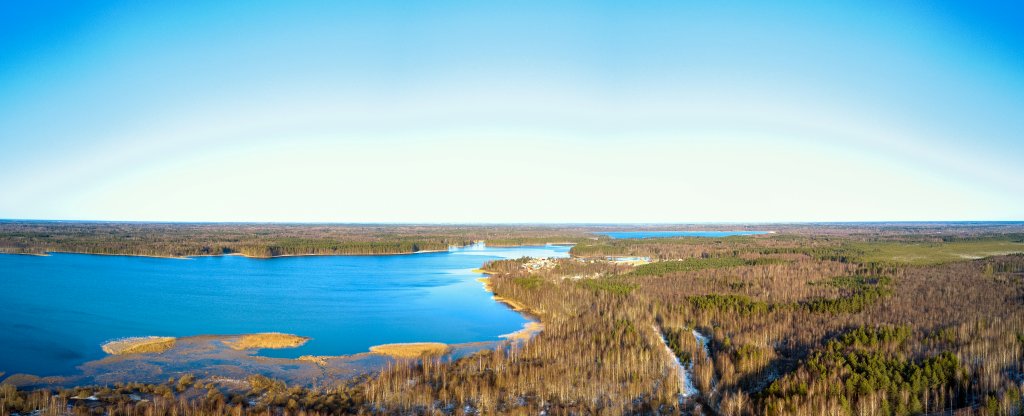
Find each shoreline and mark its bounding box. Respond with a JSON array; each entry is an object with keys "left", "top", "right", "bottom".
[
  {"left": 0, "top": 241, "right": 577, "bottom": 261},
  {"left": 500, "top": 321, "right": 544, "bottom": 342},
  {"left": 241, "top": 249, "right": 448, "bottom": 259},
  {"left": 473, "top": 270, "right": 545, "bottom": 336},
  {"left": 0, "top": 242, "right": 574, "bottom": 260},
  {"left": 0, "top": 249, "right": 451, "bottom": 260}
]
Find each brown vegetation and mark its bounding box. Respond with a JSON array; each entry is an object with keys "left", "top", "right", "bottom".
[
  {"left": 369, "top": 343, "right": 450, "bottom": 359},
  {"left": 223, "top": 333, "right": 310, "bottom": 351},
  {"left": 101, "top": 337, "right": 176, "bottom": 355}
]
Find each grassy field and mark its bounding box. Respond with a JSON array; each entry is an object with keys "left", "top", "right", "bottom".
[{"left": 853, "top": 239, "right": 1024, "bottom": 265}]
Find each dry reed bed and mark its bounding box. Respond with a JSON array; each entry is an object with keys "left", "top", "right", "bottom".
[
  {"left": 222, "top": 333, "right": 310, "bottom": 350},
  {"left": 101, "top": 336, "right": 176, "bottom": 355},
  {"left": 369, "top": 342, "right": 449, "bottom": 358}
]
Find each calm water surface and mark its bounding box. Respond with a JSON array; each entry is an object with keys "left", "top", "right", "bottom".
[
  {"left": 599, "top": 231, "right": 771, "bottom": 239},
  {"left": 0, "top": 244, "right": 569, "bottom": 376}
]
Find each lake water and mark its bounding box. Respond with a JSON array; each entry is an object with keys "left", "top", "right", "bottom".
[
  {"left": 0, "top": 244, "right": 569, "bottom": 377},
  {"left": 599, "top": 231, "right": 771, "bottom": 239}
]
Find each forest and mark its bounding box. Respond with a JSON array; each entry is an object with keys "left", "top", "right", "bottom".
[
  {"left": 0, "top": 222, "right": 595, "bottom": 257},
  {"left": 1, "top": 222, "right": 1023, "bottom": 415}
]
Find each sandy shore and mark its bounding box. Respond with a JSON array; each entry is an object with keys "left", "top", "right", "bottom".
[
  {"left": 492, "top": 295, "right": 530, "bottom": 312},
  {"left": 0, "top": 252, "right": 52, "bottom": 257},
  {"left": 500, "top": 321, "right": 544, "bottom": 342}
]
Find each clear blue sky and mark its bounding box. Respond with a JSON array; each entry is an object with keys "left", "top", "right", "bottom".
[{"left": 1, "top": 1, "right": 1022, "bottom": 222}]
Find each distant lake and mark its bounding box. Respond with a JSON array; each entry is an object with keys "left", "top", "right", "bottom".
[
  {"left": 0, "top": 244, "right": 569, "bottom": 377},
  {"left": 599, "top": 231, "right": 771, "bottom": 239}
]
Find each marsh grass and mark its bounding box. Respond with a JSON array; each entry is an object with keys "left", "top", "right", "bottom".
[
  {"left": 222, "top": 333, "right": 310, "bottom": 350},
  {"left": 101, "top": 336, "right": 176, "bottom": 355},
  {"left": 369, "top": 342, "right": 449, "bottom": 358}
]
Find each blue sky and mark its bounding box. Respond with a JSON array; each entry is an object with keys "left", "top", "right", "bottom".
[{"left": 1, "top": 1, "right": 1022, "bottom": 222}]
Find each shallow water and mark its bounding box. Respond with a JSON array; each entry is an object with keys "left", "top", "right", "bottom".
[
  {"left": 0, "top": 244, "right": 569, "bottom": 377},
  {"left": 599, "top": 231, "right": 770, "bottom": 239}
]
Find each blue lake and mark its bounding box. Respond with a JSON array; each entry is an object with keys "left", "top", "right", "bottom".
[
  {"left": 599, "top": 231, "right": 771, "bottom": 239},
  {"left": 0, "top": 244, "right": 569, "bottom": 377}
]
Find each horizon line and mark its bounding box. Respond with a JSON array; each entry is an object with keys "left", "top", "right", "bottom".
[{"left": 2, "top": 218, "right": 1023, "bottom": 226}]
